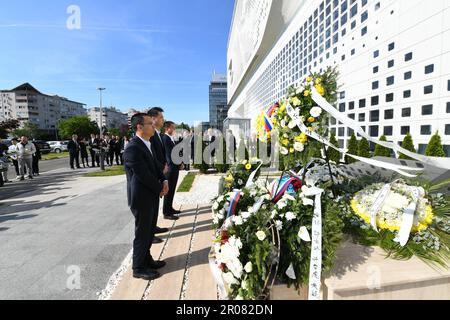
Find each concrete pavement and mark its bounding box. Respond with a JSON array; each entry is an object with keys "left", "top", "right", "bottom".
[{"left": 0, "top": 167, "right": 134, "bottom": 300}]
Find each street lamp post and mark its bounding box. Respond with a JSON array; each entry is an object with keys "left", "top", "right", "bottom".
[{"left": 97, "top": 87, "right": 106, "bottom": 171}]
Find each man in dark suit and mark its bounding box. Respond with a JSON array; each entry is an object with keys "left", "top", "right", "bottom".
[
  {"left": 68, "top": 135, "right": 81, "bottom": 170},
  {"left": 148, "top": 108, "right": 173, "bottom": 243},
  {"left": 162, "top": 121, "right": 183, "bottom": 218},
  {"left": 124, "top": 113, "right": 169, "bottom": 281},
  {"left": 89, "top": 134, "right": 99, "bottom": 167}
]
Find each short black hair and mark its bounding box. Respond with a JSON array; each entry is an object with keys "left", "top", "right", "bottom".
[
  {"left": 11, "top": 138, "right": 19, "bottom": 142},
  {"left": 148, "top": 107, "right": 164, "bottom": 118},
  {"left": 164, "top": 121, "right": 175, "bottom": 130},
  {"left": 131, "top": 113, "right": 150, "bottom": 131}
]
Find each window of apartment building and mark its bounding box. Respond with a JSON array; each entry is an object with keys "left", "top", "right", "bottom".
[
  {"left": 447, "top": 102, "right": 450, "bottom": 113},
  {"left": 361, "top": 11, "right": 368, "bottom": 23},
  {"left": 384, "top": 109, "right": 394, "bottom": 120},
  {"left": 422, "top": 104, "right": 433, "bottom": 115},
  {"left": 351, "top": 20, "right": 357, "bottom": 29},
  {"left": 373, "top": 66, "right": 379, "bottom": 73},
  {"left": 448, "top": 80, "right": 450, "bottom": 91},
  {"left": 421, "top": 125, "right": 432, "bottom": 135},
  {"left": 342, "top": 28, "right": 347, "bottom": 36},
  {"left": 349, "top": 101, "right": 355, "bottom": 110},
  {"left": 384, "top": 126, "right": 393, "bottom": 136},
  {"left": 404, "top": 71, "right": 412, "bottom": 80},
  {"left": 424, "top": 85, "right": 433, "bottom": 94},
  {"left": 371, "top": 95, "right": 379, "bottom": 106},
  {"left": 340, "top": 91, "right": 346, "bottom": 99},
  {"left": 330, "top": 128, "right": 336, "bottom": 135},
  {"left": 402, "top": 107, "right": 411, "bottom": 117},
  {"left": 445, "top": 124, "right": 450, "bottom": 135},
  {"left": 349, "top": 113, "right": 355, "bottom": 120},
  {"left": 359, "top": 113, "right": 366, "bottom": 121},
  {"left": 369, "top": 125, "right": 379, "bottom": 137},
  {"left": 338, "top": 127, "right": 345, "bottom": 137},
  {"left": 348, "top": 128, "right": 354, "bottom": 136},
  {"left": 405, "top": 52, "right": 413, "bottom": 61},
  {"left": 370, "top": 110, "right": 379, "bottom": 122},
  {"left": 375, "top": 2, "right": 381, "bottom": 11},
  {"left": 372, "top": 81, "right": 379, "bottom": 90},
  {"left": 388, "top": 60, "right": 394, "bottom": 68},
  {"left": 425, "top": 64, "right": 434, "bottom": 74},
  {"left": 404, "top": 90, "right": 411, "bottom": 98},
  {"left": 350, "top": 4, "right": 358, "bottom": 18},
  {"left": 386, "top": 76, "right": 395, "bottom": 86},
  {"left": 401, "top": 126, "right": 410, "bottom": 135},
  {"left": 388, "top": 42, "right": 395, "bottom": 51},
  {"left": 374, "top": 50, "right": 379, "bottom": 58},
  {"left": 361, "top": 26, "right": 367, "bottom": 36},
  {"left": 359, "top": 99, "right": 366, "bottom": 108},
  {"left": 339, "top": 103, "right": 346, "bottom": 112},
  {"left": 330, "top": 117, "right": 337, "bottom": 125},
  {"left": 386, "top": 93, "right": 394, "bottom": 102}
]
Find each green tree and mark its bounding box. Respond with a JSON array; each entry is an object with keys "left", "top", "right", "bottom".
[
  {"left": 374, "top": 135, "right": 391, "bottom": 157},
  {"left": 0, "top": 119, "right": 20, "bottom": 139},
  {"left": 358, "top": 137, "right": 370, "bottom": 158},
  {"left": 58, "top": 116, "right": 99, "bottom": 140},
  {"left": 327, "top": 133, "right": 341, "bottom": 164},
  {"left": 425, "top": 131, "right": 446, "bottom": 157},
  {"left": 177, "top": 122, "right": 191, "bottom": 132},
  {"left": 11, "top": 122, "right": 40, "bottom": 139},
  {"left": 346, "top": 133, "right": 358, "bottom": 164},
  {"left": 107, "top": 128, "right": 120, "bottom": 137},
  {"left": 399, "top": 133, "right": 416, "bottom": 160}
]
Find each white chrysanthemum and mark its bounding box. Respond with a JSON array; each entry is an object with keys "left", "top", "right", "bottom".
[
  {"left": 294, "top": 142, "right": 305, "bottom": 152},
  {"left": 277, "top": 201, "right": 287, "bottom": 210},
  {"left": 285, "top": 211, "right": 297, "bottom": 221},
  {"left": 241, "top": 211, "right": 251, "bottom": 220},
  {"left": 275, "top": 220, "right": 283, "bottom": 231},
  {"left": 256, "top": 231, "right": 266, "bottom": 241},
  {"left": 217, "top": 196, "right": 224, "bottom": 203},
  {"left": 233, "top": 216, "right": 244, "bottom": 226},
  {"left": 213, "top": 202, "right": 219, "bottom": 210},
  {"left": 310, "top": 106, "right": 322, "bottom": 118},
  {"left": 281, "top": 147, "right": 289, "bottom": 155},
  {"left": 244, "top": 262, "right": 253, "bottom": 273},
  {"left": 271, "top": 210, "right": 278, "bottom": 219},
  {"left": 288, "top": 121, "right": 297, "bottom": 129}
]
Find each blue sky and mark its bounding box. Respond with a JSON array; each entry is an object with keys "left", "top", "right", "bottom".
[{"left": 0, "top": 0, "right": 234, "bottom": 125}]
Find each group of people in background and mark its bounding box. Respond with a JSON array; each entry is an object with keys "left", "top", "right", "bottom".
[
  {"left": 67, "top": 134, "right": 129, "bottom": 170},
  {"left": 0, "top": 136, "right": 42, "bottom": 182}
]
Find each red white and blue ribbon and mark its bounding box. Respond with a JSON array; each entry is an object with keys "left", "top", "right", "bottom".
[
  {"left": 264, "top": 114, "right": 274, "bottom": 132},
  {"left": 266, "top": 102, "right": 279, "bottom": 117},
  {"left": 226, "top": 191, "right": 241, "bottom": 219},
  {"left": 271, "top": 177, "right": 295, "bottom": 203}
]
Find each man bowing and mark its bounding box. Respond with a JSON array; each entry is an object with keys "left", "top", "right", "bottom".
[{"left": 124, "top": 113, "right": 169, "bottom": 281}]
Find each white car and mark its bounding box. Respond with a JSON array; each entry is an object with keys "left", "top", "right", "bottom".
[{"left": 48, "top": 141, "right": 68, "bottom": 153}]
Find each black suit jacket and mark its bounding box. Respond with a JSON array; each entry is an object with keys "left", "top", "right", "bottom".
[
  {"left": 124, "top": 137, "right": 166, "bottom": 210},
  {"left": 150, "top": 132, "right": 167, "bottom": 171},
  {"left": 162, "top": 134, "right": 180, "bottom": 172},
  {"left": 67, "top": 140, "right": 79, "bottom": 154}
]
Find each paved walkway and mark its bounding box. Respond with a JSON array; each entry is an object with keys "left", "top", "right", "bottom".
[{"left": 102, "top": 173, "right": 222, "bottom": 300}]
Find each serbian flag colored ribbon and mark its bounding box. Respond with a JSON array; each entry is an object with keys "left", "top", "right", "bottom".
[
  {"left": 227, "top": 191, "right": 241, "bottom": 219},
  {"left": 266, "top": 102, "right": 279, "bottom": 117},
  {"left": 271, "top": 177, "right": 295, "bottom": 203}
]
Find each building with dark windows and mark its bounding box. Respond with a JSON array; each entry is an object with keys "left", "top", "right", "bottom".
[
  {"left": 227, "top": 0, "right": 450, "bottom": 156},
  {"left": 209, "top": 73, "right": 228, "bottom": 131}
]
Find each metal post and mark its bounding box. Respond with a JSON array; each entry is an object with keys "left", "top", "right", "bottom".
[{"left": 97, "top": 88, "right": 106, "bottom": 171}]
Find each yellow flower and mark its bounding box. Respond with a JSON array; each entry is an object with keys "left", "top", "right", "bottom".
[
  {"left": 295, "top": 133, "right": 308, "bottom": 144},
  {"left": 306, "top": 76, "right": 313, "bottom": 83},
  {"left": 282, "top": 139, "right": 289, "bottom": 146},
  {"left": 290, "top": 148, "right": 295, "bottom": 154},
  {"left": 315, "top": 84, "right": 325, "bottom": 96},
  {"left": 279, "top": 103, "right": 286, "bottom": 113},
  {"left": 225, "top": 175, "right": 234, "bottom": 182},
  {"left": 308, "top": 117, "right": 315, "bottom": 123},
  {"left": 315, "top": 78, "right": 322, "bottom": 85},
  {"left": 291, "top": 96, "right": 301, "bottom": 106},
  {"left": 304, "top": 90, "right": 311, "bottom": 97},
  {"left": 272, "top": 118, "right": 278, "bottom": 126},
  {"left": 245, "top": 163, "right": 252, "bottom": 171}
]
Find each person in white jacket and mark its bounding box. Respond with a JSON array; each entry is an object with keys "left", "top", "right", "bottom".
[
  {"left": 8, "top": 138, "right": 20, "bottom": 179},
  {"left": 16, "top": 136, "right": 36, "bottom": 180}
]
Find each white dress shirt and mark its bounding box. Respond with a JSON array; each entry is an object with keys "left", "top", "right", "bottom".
[{"left": 137, "top": 135, "right": 153, "bottom": 156}]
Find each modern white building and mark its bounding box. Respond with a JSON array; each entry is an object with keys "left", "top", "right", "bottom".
[
  {"left": 88, "top": 106, "right": 128, "bottom": 130},
  {"left": 227, "top": 0, "right": 450, "bottom": 156},
  {"left": 0, "top": 83, "right": 86, "bottom": 133}
]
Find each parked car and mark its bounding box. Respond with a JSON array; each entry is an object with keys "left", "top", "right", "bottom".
[
  {"left": 48, "top": 141, "right": 68, "bottom": 153},
  {"left": 32, "top": 140, "right": 51, "bottom": 154}
]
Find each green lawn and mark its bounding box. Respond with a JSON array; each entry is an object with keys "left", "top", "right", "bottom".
[
  {"left": 177, "top": 172, "right": 197, "bottom": 192},
  {"left": 84, "top": 165, "right": 126, "bottom": 177},
  {"left": 42, "top": 152, "right": 69, "bottom": 161}
]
